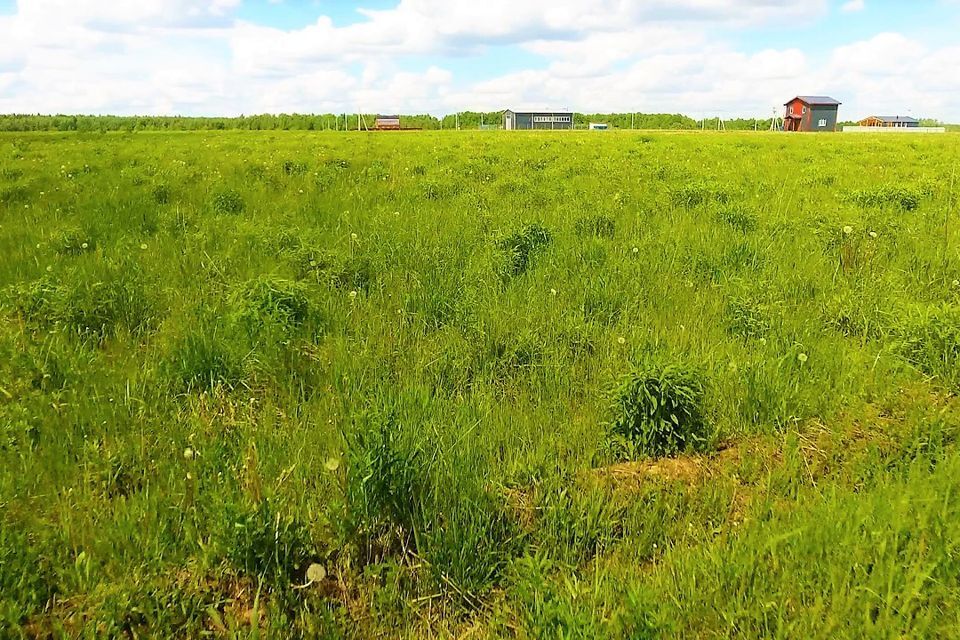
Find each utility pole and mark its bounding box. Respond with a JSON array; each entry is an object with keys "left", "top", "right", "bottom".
[{"left": 631, "top": 112, "right": 635, "bottom": 129}]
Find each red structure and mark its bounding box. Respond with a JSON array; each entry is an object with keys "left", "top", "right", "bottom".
[{"left": 783, "top": 96, "right": 841, "bottom": 132}]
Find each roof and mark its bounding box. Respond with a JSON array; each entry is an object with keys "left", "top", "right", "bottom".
[
  {"left": 866, "top": 115, "right": 919, "bottom": 123},
  {"left": 503, "top": 108, "right": 573, "bottom": 114},
  {"left": 785, "top": 96, "right": 842, "bottom": 106}
]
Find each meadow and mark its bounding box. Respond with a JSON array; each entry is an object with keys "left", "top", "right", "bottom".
[{"left": 1, "top": 129, "right": 959, "bottom": 638}]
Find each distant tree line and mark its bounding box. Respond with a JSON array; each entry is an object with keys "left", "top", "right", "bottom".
[{"left": 1, "top": 112, "right": 954, "bottom": 132}]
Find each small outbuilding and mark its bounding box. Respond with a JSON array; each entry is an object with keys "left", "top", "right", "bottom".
[
  {"left": 503, "top": 109, "right": 574, "bottom": 131},
  {"left": 858, "top": 115, "right": 919, "bottom": 128},
  {"left": 783, "top": 96, "right": 841, "bottom": 132},
  {"left": 374, "top": 115, "right": 401, "bottom": 130}
]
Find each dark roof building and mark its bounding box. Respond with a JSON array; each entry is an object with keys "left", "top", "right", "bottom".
[
  {"left": 858, "top": 115, "right": 920, "bottom": 128},
  {"left": 503, "top": 109, "right": 573, "bottom": 131},
  {"left": 783, "top": 96, "right": 841, "bottom": 132},
  {"left": 374, "top": 115, "right": 401, "bottom": 130}
]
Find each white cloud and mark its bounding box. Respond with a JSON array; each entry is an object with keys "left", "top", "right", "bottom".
[
  {"left": 0, "top": 0, "right": 958, "bottom": 121},
  {"left": 841, "top": 0, "right": 865, "bottom": 12}
]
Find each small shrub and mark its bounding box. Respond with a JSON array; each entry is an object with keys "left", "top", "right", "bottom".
[
  {"left": 282, "top": 159, "right": 308, "bottom": 176},
  {"left": 846, "top": 185, "right": 927, "bottom": 211},
  {"left": 574, "top": 214, "right": 616, "bottom": 239},
  {"left": 53, "top": 228, "right": 96, "bottom": 256},
  {"left": 343, "top": 415, "right": 428, "bottom": 555},
  {"left": 224, "top": 499, "right": 313, "bottom": 589},
  {"left": 152, "top": 184, "right": 170, "bottom": 205},
  {"left": 671, "top": 182, "right": 728, "bottom": 209},
  {"left": 231, "top": 276, "right": 316, "bottom": 336},
  {"left": 498, "top": 223, "right": 552, "bottom": 279},
  {"left": 899, "top": 304, "right": 960, "bottom": 390},
  {"left": 7, "top": 265, "right": 158, "bottom": 341},
  {"left": 608, "top": 361, "right": 709, "bottom": 459},
  {"left": 726, "top": 295, "right": 773, "bottom": 340},
  {"left": 715, "top": 206, "right": 758, "bottom": 232},
  {"left": 165, "top": 321, "right": 245, "bottom": 392},
  {"left": 295, "top": 248, "right": 374, "bottom": 293},
  {"left": 211, "top": 189, "right": 245, "bottom": 215}
]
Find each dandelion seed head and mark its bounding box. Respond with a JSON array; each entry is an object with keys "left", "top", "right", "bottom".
[
  {"left": 306, "top": 563, "right": 327, "bottom": 583},
  {"left": 842, "top": 225, "right": 853, "bottom": 235},
  {"left": 140, "top": 243, "right": 148, "bottom": 250},
  {"left": 183, "top": 447, "right": 195, "bottom": 461},
  {"left": 869, "top": 231, "right": 878, "bottom": 238},
  {"left": 797, "top": 353, "right": 808, "bottom": 363},
  {"left": 617, "top": 336, "right": 626, "bottom": 345}
]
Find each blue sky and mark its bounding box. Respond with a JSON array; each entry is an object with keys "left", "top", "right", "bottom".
[{"left": 1, "top": 0, "right": 959, "bottom": 119}]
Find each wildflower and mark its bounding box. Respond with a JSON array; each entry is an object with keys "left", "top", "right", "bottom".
[
  {"left": 842, "top": 225, "right": 853, "bottom": 235},
  {"left": 797, "top": 353, "right": 808, "bottom": 363},
  {"left": 632, "top": 247, "right": 639, "bottom": 254},
  {"left": 183, "top": 447, "right": 195, "bottom": 461},
  {"left": 868, "top": 231, "right": 878, "bottom": 239},
  {"left": 617, "top": 336, "right": 626, "bottom": 345},
  {"left": 349, "top": 290, "right": 358, "bottom": 299},
  {"left": 81, "top": 242, "right": 88, "bottom": 249},
  {"left": 759, "top": 337, "right": 767, "bottom": 345},
  {"left": 46, "top": 265, "right": 53, "bottom": 272},
  {"left": 323, "top": 457, "right": 340, "bottom": 472},
  {"left": 953, "top": 279, "right": 960, "bottom": 287},
  {"left": 306, "top": 563, "right": 327, "bottom": 583},
  {"left": 140, "top": 243, "right": 148, "bottom": 250},
  {"left": 550, "top": 288, "right": 557, "bottom": 296},
  {"left": 350, "top": 232, "right": 358, "bottom": 241}
]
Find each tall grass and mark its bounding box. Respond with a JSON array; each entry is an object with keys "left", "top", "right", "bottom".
[{"left": 1, "top": 130, "right": 959, "bottom": 636}]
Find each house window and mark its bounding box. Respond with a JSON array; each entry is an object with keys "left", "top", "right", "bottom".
[
  {"left": 802, "top": 106, "right": 807, "bottom": 114},
  {"left": 818, "top": 118, "right": 827, "bottom": 127},
  {"left": 533, "top": 115, "right": 571, "bottom": 123}
]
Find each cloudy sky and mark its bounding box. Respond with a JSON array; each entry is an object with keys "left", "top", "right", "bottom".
[{"left": 1, "top": 0, "right": 958, "bottom": 120}]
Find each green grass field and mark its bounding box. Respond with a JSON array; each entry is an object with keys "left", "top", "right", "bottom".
[{"left": 2, "top": 130, "right": 960, "bottom": 638}]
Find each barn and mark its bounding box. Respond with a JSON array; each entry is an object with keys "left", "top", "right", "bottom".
[
  {"left": 503, "top": 109, "right": 574, "bottom": 131},
  {"left": 374, "top": 115, "right": 401, "bottom": 130},
  {"left": 858, "top": 115, "right": 920, "bottom": 128},
  {"left": 783, "top": 96, "right": 841, "bottom": 132}
]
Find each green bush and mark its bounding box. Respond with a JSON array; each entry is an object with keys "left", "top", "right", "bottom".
[
  {"left": 899, "top": 304, "right": 960, "bottom": 390},
  {"left": 7, "top": 264, "right": 159, "bottom": 341},
  {"left": 715, "top": 205, "right": 758, "bottom": 232},
  {"left": 574, "top": 214, "right": 616, "bottom": 239},
  {"left": 498, "top": 223, "right": 552, "bottom": 279},
  {"left": 211, "top": 188, "right": 245, "bottom": 215},
  {"left": 164, "top": 320, "right": 246, "bottom": 392},
  {"left": 224, "top": 499, "right": 313, "bottom": 589},
  {"left": 609, "top": 361, "right": 710, "bottom": 458},
  {"left": 230, "top": 276, "right": 317, "bottom": 336}
]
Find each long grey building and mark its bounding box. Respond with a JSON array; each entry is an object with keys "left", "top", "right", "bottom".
[{"left": 503, "top": 109, "right": 574, "bottom": 130}]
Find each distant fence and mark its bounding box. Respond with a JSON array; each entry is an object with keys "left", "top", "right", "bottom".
[{"left": 842, "top": 126, "right": 946, "bottom": 134}]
